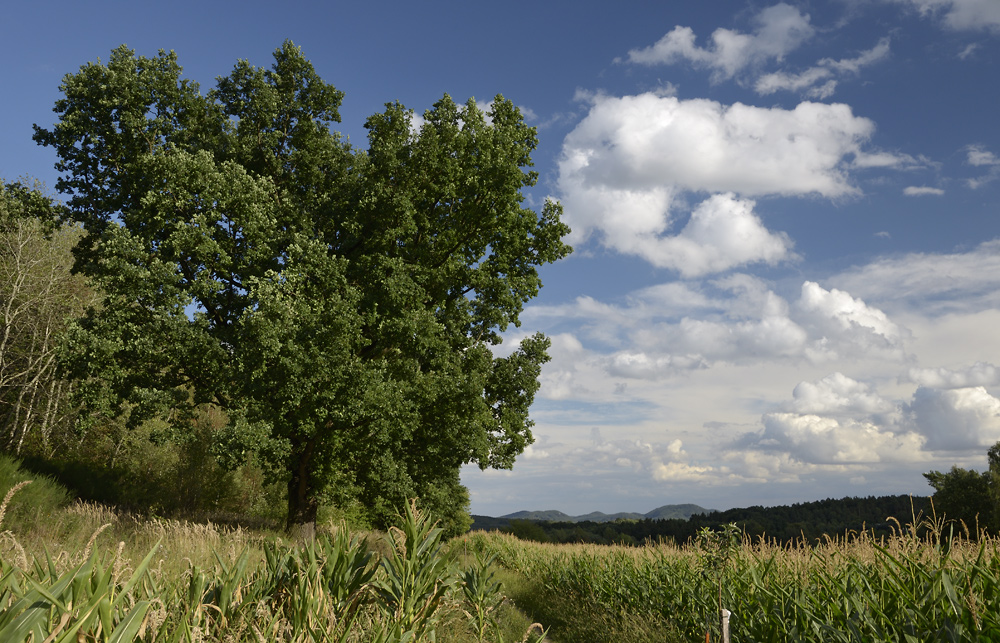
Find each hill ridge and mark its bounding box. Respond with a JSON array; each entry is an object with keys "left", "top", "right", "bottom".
[{"left": 494, "top": 503, "right": 714, "bottom": 524}]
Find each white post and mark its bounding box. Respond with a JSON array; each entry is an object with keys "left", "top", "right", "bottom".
[{"left": 719, "top": 609, "right": 731, "bottom": 643}]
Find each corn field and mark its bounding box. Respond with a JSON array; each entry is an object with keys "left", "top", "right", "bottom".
[
  {"left": 467, "top": 515, "right": 1000, "bottom": 642},
  {"left": 7, "top": 472, "right": 1000, "bottom": 643}
]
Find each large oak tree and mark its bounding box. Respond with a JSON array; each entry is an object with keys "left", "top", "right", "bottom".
[{"left": 34, "top": 42, "right": 570, "bottom": 532}]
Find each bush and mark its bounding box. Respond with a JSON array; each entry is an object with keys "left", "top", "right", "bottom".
[{"left": 0, "top": 453, "right": 71, "bottom": 525}]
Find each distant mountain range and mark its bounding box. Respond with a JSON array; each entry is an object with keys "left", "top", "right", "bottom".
[{"left": 471, "top": 503, "right": 713, "bottom": 530}]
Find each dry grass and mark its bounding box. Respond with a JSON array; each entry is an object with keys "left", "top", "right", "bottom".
[{"left": 0, "top": 481, "right": 551, "bottom": 642}]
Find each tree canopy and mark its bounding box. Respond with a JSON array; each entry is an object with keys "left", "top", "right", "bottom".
[
  {"left": 924, "top": 441, "right": 1000, "bottom": 535},
  {"left": 33, "top": 41, "right": 571, "bottom": 533}
]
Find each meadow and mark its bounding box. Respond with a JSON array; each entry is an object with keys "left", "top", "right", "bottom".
[{"left": 3, "top": 453, "right": 999, "bottom": 642}]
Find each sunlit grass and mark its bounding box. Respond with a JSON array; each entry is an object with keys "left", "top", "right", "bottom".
[
  {"left": 0, "top": 470, "right": 545, "bottom": 642},
  {"left": 9, "top": 450, "right": 997, "bottom": 642}
]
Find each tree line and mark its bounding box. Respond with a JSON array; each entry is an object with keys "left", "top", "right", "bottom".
[
  {"left": 479, "top": 494, "right": 932, "bottom": 546},
  {"left": 923, "top": 440, "right": 1000, "bottom": 534},
  {"left": 481, "top": 439, "right": 1000, "bottom": 546}
]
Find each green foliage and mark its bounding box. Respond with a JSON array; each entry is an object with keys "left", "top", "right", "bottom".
[
  {"left": 34, "top": 41, "right": 571, "bottom": 533},
  {"left": 17, "top": 408, "right": 287, "bottom": 523},
  {"left": 459, "top": 553, "right": 505, "bottom": 643},
  {"left": 0, "top": 180, "right": 90, "bottom": 458},
  {"left": 505, "top": 520, "right": 551, "bottom": 543},
  {"left": 0, "top": 454, "right": 70, "bottom": 524},
  {"left": 695, "top": 522, "right": 741, "bottom": 638},
  {"left": 925, "top": 466, "right": 993, "bottom": 531},
  {"left": 925, "top": 440, "right": 1000, "bottom": 534},
  {"left": 0, "top": 482, "right": 542, "bottom": 642},
  {"left": 0, "top": 535, "right": 160, "bottom": 643},
  {"left": 374, "top": 499, "right": 458, "bottom": 640},
  {"left": 248, "top": 530, "right": 379, "bottom": 640},
  {"left": 0, "top": 179, "right": 64, "bottom": 233},
  {"left": 478, "top": 495, "right": 930, "bottom": 547}
]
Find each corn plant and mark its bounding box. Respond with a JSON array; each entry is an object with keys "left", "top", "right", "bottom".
[
  {"left": 3, "top": 480, "right": 561, "bottom": 641},
  {"left": 373, "top": 499, "right": 458, "bottom": 641},
  {"left": 247, "top": 530, "right": 377, "bottom": 641},
  {"left": 460, "top": 552, "right": 505, "bottom": 642},
  {"left": 0, "top": 541, "right": 159, "bottom": 642},
  {"left": 469, "top": 519, "right": 1000, "bottom": 643}
]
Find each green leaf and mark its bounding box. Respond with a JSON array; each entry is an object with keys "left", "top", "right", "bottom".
[{"left": 107, "top": 601, "right": 151, "bottom": 643}]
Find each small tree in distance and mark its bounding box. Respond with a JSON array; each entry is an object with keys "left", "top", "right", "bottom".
[
  {"left": 33, "top": 42, "right": 571, "bottom": 534},
  {"left": 924, "top": 440, "right": 1000, "bottom": 535}
]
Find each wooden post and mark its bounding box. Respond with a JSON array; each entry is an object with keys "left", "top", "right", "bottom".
[{"left": 719, "top": 609, "right": 731, "bottom": 643}]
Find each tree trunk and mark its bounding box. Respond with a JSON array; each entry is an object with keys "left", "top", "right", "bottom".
[{"left": 286, "top": 438, "right": 318, "bottom": 537}]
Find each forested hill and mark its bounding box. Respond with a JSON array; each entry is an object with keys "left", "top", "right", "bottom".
[
  {"left": 473, "top": 495, "right": 931, "bottom": 546},
  {"left": 470, "top": 503, "right": 711, "bottom": 530}
]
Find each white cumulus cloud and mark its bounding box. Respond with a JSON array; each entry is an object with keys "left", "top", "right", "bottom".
[
  {"left": 521, "top": 444, "right": 550, "bottom": 459},
  {"left": 627, "top": 3, "right": 815, "bottom": 81},
  {"left": 830, "top": 239, "right": 1000, "bottom": 315},
  {"left": 903, "top": 186, "right": 945, "bottom": 196},
  {"left": 967, "top": 145, "right": 1000, "bottom": 166},
  {"left": 562, "top": 94, "right": 872, "bottom": 199},
  {"left": 755, "top": 38, "right": 891, "bottom": 98},
  {"left": 907, "top": 386, "right": 1000, "bottom": 450},
  {"left": 652, "top": 460, "right": 714, "bottom": 482},
  {"left": 906, "top": 362, "right": 1000, "bottom": 389},
  {"left": 797, "top": 281, "right": 907, "bottom": 357},
  {"left": 605, "top": 352, "right": 707, "bottom": 379},
  {"left": 561, "top": 435, "right": 718, "bottom": 484},
  {"left": 524, "top": 275, "right": 914, "bottom": 395},
  {"left": 558, "top": 92, "right": 875, "bottom": 274},
  {"left": 788, "top": 372, "right": 896, "bottom": 416},
  {"left": 629, "top": 193, "right": 796, "bottom": 277},
  {"left": 751, "top": 413, "right": 925, "bottom": 464},
  {"left": 965, "top": 145, "right": 1000, "bottom": 188}
]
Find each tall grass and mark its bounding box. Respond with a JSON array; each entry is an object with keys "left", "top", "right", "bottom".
[
  {"left": 17, "top": 444, "right": 994, "bottom": 643},
  {"left": 0, "top": 465, "right": 547, "bottom": 643}
]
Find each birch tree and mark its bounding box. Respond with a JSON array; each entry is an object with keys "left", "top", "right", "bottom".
[{"left": 0, "top": 181, "right": 90, "bottom": 455}]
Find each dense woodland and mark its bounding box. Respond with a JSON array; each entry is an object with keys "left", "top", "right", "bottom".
[{"left": 478, "top": 446, "right": 1000, "bottom": 546}]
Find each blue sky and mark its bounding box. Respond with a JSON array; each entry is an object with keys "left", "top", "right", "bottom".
[{"left": 4, "top": 0, "right": 1000, "bottom": 516}]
